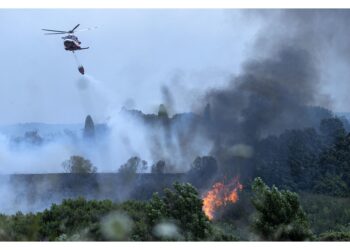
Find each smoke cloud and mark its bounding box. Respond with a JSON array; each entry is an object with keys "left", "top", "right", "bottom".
[
  {"left": 200, "top": 10, "right": 350, "bottom": 147},
  {"left": 2, "top": 10, "right": 350, "bottom": 214},
  {"left": 204, "top": 46, "right": 319, "bottom": 144}
]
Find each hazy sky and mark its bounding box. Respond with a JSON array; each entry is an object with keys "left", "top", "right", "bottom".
[
  {"left": 0, "top": 9, "right": 262, "bottom": 124},
  {"left": 0, "top": 9, "right": 349, "bottom": 124}
]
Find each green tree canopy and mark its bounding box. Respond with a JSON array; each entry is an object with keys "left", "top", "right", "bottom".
[
  {"left": 62, "top": 155, "right": 97, "bottom": 174},
  {"left": 315, "top": 133, "right": 350, "bottom": 196},
  {"left": 251, "top": 177, "right": 313, "bottom": 241},
  {"left": 146, "top": 182, "right": 214, "bottom": 240}
]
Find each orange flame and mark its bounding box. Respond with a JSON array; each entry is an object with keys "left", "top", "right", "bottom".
[{"left": 202, "top": 177, "right": 243, "bottom": 220}]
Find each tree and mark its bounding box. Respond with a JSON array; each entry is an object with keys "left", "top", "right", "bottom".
[
  {"left": 118, "top": 157, "right": 148, "bottom": 182},
  {"left": 151, "top": 160, "right": 166, "bottom": 174},
  {"left": 13, "top": 130, "right": 43, "bottom": 146},
  {"left": 254, "top": 125, "right": 331, "bottom": 192},
  {"left": 39, "top": 198, "right": 115, "bottom": 240},
  {"left": 158, "top": 104, "right": 169, "bottom": 119},
  {"left": 0, "top": 212, "right": 40, "bottom": 241},
  {"left": 251, "top": 177, "right": 313, "bottom": 241},
  {"left": 186, "top": 156, "right": 218, "bottom": 188},
  {"left": 0, "top": 184, "right": 235, "bottom": 241},
  {"left": 190, "top": 156, "right": 218, "bottom": 176},
  {"left": 62, "top": 155, "right": 97, "bottom": 174},
  {"left": 319, "top": 117, "right": 346, "bottom": 145},
  {"left": 146, "top": 182, "right": 213, "bottom": 240},
  {"left": 314, "top": 133, "right": 350, "bottom": 196},
  {"left": 84, "top": 115, "right": 95, "bottom": 138}
]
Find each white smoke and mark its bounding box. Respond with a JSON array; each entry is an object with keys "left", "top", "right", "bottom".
[{"left": 0, "top": 73, "right": 212, "bottom": 175}]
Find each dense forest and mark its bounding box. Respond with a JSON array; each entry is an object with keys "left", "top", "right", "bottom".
[
  {"left": 0, "top": 180, "right": 349, "bottom": 241},
  {"left": 0, "top": 106, "right": 350, "bottom": 241}
]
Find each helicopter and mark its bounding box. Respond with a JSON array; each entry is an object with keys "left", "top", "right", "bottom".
[{"left": 42, "top": 24, "right": 94, "bottom": 74}]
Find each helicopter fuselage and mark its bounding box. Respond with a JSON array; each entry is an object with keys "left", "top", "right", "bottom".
[{"left": 62, "top": 35, "right": 88, "bottom": 51}]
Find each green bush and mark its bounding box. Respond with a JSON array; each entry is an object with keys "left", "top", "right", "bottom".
[
  {"left": 0, "top": 212, "right": 40, "bottom": 241},
  {"left": 0, "top": 182, "right": 233, "bottom": 241},
  {"left": 251, "top": 177, "right": 313, "bottom": 241},
  {"left": 299, "top": 193, "right": 350, "bottom": 235},
  {"left": 318, "top": 231, "right": 350, "bottom": 241},
  {"left": 39, "top": 197, "right": 115, "bottom": 240}
]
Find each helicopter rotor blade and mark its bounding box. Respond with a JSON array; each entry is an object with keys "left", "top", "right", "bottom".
[
  {"left": 42, "top": 29, "right": 67, "bottom": 33},
  {"left": 44, "top": 32, "right": 67, "bottom": 35},
  {"left": 76, "top": 26, "right": 98, "bottom": 32},
  {"left": 69, "top": 24, "right": 80, "bottom": 33}
]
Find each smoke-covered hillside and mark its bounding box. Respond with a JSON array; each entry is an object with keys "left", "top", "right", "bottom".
[{"left": 1, "top": 9, "right": 350, "bottom": 241}]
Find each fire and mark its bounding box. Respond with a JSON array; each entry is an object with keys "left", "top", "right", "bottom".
[{"left": 202, "top": 177, "right": 243, "bottom": 220}]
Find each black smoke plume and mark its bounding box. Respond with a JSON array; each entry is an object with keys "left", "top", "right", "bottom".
[{"left": 204, "top": 46, "right": 320, "bottom": 145}]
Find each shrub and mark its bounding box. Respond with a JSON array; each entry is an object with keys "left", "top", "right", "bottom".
[{"left": 251, "top": 177, "right": 313, "bottom": 241}]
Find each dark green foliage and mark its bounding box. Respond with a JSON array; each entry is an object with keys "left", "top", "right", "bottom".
[
  {"left": 146, "top": 193, "right": 167, "bottom": 226},
  {"left": 1, "top": 182, "right": 349, "bottom": 241},
  {"left": 147, "top": 182, "right": 233, "bottom": 241},
  {"left": 146, "top": 182, "right": 212, "bottom": 240},
  {"left": 39, "top": 197, "right": 115, "bottom": 240},
  {"left": 312, "top": 174, "right": 348, "bottom": 197},
  {"left": 300, "top": 193, "right": 350, "bottom": 235},
  {"left": 251, "top": 177, "right": 313, "bottom": 241},
  {"left": 255, "top": 127, "right": 324, "bottom": 191},
  {"left": 210, "top": 223, "right": 240, "bottom": 241},
  {"left": 62, "top": 155, "right": 97, "bottom": 174},
  {"left": 162, "top": 182, "right": 211, "bottom": 240},
  {"left": 0, "top": 183, "right": 231, "bottom": 241},
  {"left": 254, "top": 117, "right": 350, "bottom": 197},
  {"left": 118, "top": 201, "right": 150, "bottom": 240},
  {"left": 318, "top": 231, "right": 350, "bottom": 241},
  {"left": 315, "top": 133, "right": 350, "bottom": 196},
  {"left": 0, "top": 212, "right": 40, "bottom": 241}
]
